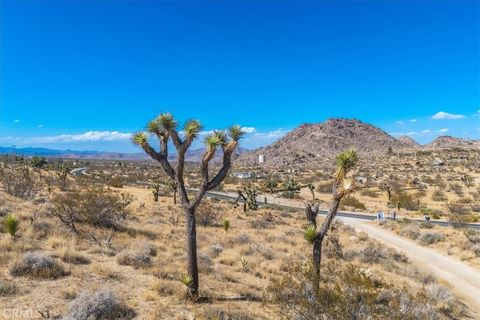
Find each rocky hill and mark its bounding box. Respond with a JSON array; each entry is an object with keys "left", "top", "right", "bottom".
[
  {"left": 397, "top": 136, "right": 420, "bottom": 148},
  {"left": 237, "top": 118, "right": 414, "bottom": 168},
  {"left": 426, "top": 136, "right": 480, "bottom": 149}
]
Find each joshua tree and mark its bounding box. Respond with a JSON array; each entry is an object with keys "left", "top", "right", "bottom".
[
  {"left": 56, "top": 162, "right": 72, "bottom": 190},
  {"left": 304, "top": 149, "right": 358, "bottom": 291},
  {"left": 307, "top": 183, "right": 315, "bottom": 200},
  {"left": 281, "top": 178, "right": 301, "bottom": 199},
  {"left": 166, "top": 178, "right": 178, "bottom": 204},
  {"left": 132, "top": 113, "right": 244, "bottom": 298},
  {"left": 150, "top": 181, "right": 161, "bottom": 202},
  {"left": 234, "top": 182, "right": 258, "bottom": 212},
  {"left": 263, "top": 178, "right": 278, "bottom": 194}
]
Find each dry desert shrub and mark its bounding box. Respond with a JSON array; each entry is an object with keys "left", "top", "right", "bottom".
[
  {"left": 197, "top": 201, "right": 222, "bottom": 227},
  {"left": 49, "top": 188, "right": 132, "bottom": 232},
  {"left": 419, "top": 232, "right": 445, "bottom": 245},
  {"left": 117, "top": 241, "right": 156, "bottom": 268},
  {"left": 10, "top": 251, "right": 68, "bottom": 279},
  {"left": 340, "top": 196, "right": 366, "bottom": 210},
  {"left": 61, "top": 249, "right": 91, "bottom": 265},
  {"left": 0, "top": 166, "right": 39, "bottom": 199},
  {"left": 399, "top": 224, "right": 421, "bottom": 240},
  {"left": 267, "top": 263, "right": 446, "bottom": 320},
  {"left": 64, "top": 289, "right": 135, "bottom": 320},
  {"left": 117, "top": 249, "right": 151, "bottom": 268},
  {"left": 201, "top": 307, "right": 255, "bottom": 320},
  {"left": 345, "top": 241, "right": 408, "bottom": 265},
  {"left": 267, "top": 261, "right": 466, "bottom": 320},
  {"left": 0, "top": 277, "right": 17, "bottom": 296}
]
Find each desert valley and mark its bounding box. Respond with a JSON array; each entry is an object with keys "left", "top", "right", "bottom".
[{"left": 0, "top": 117, "right": 479, "bottom": 319}]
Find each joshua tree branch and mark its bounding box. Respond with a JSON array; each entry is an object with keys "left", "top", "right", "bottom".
[
  {"left": 141, "top": 142, "right": 176, "bottom": 180},
  {"left": 207, "top": 147, "right": 234, "bottom": 190}
]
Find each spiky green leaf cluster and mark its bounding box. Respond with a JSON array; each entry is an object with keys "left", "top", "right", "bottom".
[
  {"left": 3, "top": 214, "right": 19, "bottom": 238},
  {"left": 223, "top": 219, "right": 230, "bottom": 232},
  {"left": 203, "top": 130, "right": 227, "bottom": 150},
  {"left": 131, "top": 132, "right": 148, "bottom": 146},
  {"left": 336, "top": 148, "right": 358, "bottom": 173},
  {"left": 228, "top": 125, "right": 245, "bottom": 142},
  {"left": 303, "top": 225, "right": 317, "bottom": 244},
  {"left": 158, "top": 113, "right": 177, "bottom": 130},
  {"left": 184, "top": 119, "right": 202, "bottom": 140},
  {"left": 181, "top": 274, "right": 193, "bottom": 287}
]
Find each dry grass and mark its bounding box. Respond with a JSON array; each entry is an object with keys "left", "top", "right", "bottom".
[{"left": 0, "top": 167, "right": 476, "bottom": 319}]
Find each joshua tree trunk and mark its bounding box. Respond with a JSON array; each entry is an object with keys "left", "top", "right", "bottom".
[
  {"left": 304, "top": 148, "right": 358, "bottom": 292},
  {"left": 185, "top": 206, "right": 199, "bottom": 295},
  {"left": 313, "top": 198, "right": 340, "bottom": 287},
  {"left": 133, "top": 114, "right": 244, "bottom": 300},
  {"left": 312, "top": 238, "right": 322, "bottom": 289}
]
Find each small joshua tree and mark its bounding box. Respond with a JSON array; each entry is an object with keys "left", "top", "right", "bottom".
[
  {"left": 56, "top": 162, "right": 72, "bottom": 190},
  {"left": 3, "top": 214, "right": 20, "bottom": 238},
  {"left": 166, "top": 178, "right": 177, "bottom": 204},
  {"left": 263, "top": 178, "right": 278, "bottom": 194},
  {"left": 234, "top": 182, "right": 258, "bottom": 212},
  {"left": 132, "top": 113, "right": 244, "bottom": 298},
  {"left": 307, "top": 183, "right": 315, "bottom": 200},
  {"left": 150, "top": 182, "right": 161, "bottom": 202},
  {"left": 304, "top": 149, "right": 358, "bottom": 291},
  {"left": 281, "top": 178, "right": 300, "bottom": 199}
]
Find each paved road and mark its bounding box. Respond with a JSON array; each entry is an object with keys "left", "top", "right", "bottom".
[
  {"left": 202, "top": 189, "right": 480, "bottom": 312},
  {"left": 203, "top": 190, "right": 480, "bottom": 229},
  {"left": 70, "top": 167, "right": 88, "bottom": 176}
]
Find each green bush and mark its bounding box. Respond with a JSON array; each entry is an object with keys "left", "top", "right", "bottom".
[{"left": 3, "top": 214, "right": 20, "bottom": 238}]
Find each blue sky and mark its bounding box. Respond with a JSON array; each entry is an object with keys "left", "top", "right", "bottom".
[{"left": 1, "top": 1, "right": 479, "bottom": 152}]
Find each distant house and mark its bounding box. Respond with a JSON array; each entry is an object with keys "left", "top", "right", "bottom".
[{"left": 258, "top": 154, "right": 265, "bottom": 164}]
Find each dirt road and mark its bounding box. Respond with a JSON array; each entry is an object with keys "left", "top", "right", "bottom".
[
  {"left": 339, "top": 216, "right": 480, "bottom": 313},
  {"left": 205, "top": 190, "right": 480, "bottom": 313}
]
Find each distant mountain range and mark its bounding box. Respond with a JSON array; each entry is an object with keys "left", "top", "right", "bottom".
[
  {"left": 1, "top": 120, "right": 477, "bottom": 165},
  {"left": 0, "top": 146, "right": 248, "bottom": 162}
]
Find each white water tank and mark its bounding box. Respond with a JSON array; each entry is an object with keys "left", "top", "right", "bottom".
[{"left": 258, "top": 154, "right": 265, "bottom": 164}]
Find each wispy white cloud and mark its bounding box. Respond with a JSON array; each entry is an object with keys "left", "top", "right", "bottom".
[
  {"left": 253, "top": 128, "right": 290, "bottom": 139},
  {"left": 410, "top": 119, "right": 417, "bottom": 122},
  {"left": 395, "top": 121, "right": 405, "bottom": 125},
  {"left": 241, "top": 126, "right": 256, "bottom": 133},
  {"left": 421, "top": 129, "right": 431, "bottom": 134},
  {"left": 37, "top": 124, "right": 43, "bottom": 128},
  {"left": 4, "top": 131, "right": 133, "bottom": 144},
  {"left": 13, "top": 120, "right": 20, "bottom": 123},
  {"left": 437, "top": 128, "right": 449, "bottom": 133},
  {"left": 431, "top": 111, "right": 465, "bottom": 120}
]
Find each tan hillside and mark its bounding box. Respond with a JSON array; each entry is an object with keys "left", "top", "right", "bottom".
[
  {"left": 426, "top": 135, "right": 480, "bottom": 149},
  {"left": 238, "top": 118, "right": 414, "bottom": 168},
  {"left": 397, "top": 135, "right": 420, "bottom": 148}
]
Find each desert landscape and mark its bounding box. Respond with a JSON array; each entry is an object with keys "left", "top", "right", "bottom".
[
  {"left": 1, "top": 1, "right": 479, "bottom": 319},
  {"left": 0, "top": 116, "right": 479, "bottom": 319}
]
